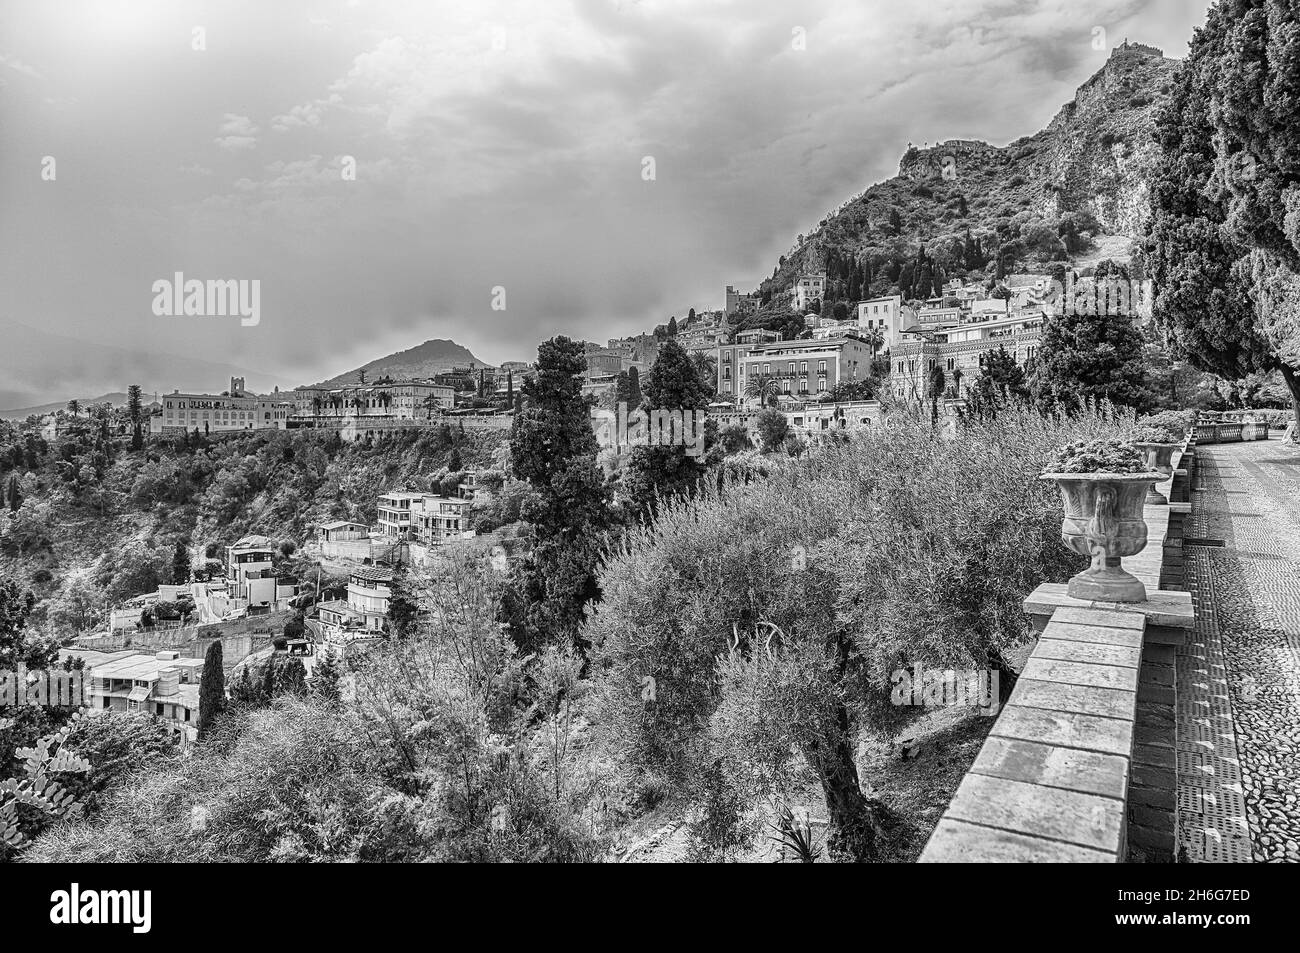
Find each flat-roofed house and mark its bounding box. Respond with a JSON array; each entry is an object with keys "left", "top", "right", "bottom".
[
  {"left": 87, "top": 650, "right": 205, "bottom": 739},
  {"left": 316, "top": 566, "right": 393, "bottom": 639},
  {"left": 377, "top": 492, "right": 424, "bottom": 537}
]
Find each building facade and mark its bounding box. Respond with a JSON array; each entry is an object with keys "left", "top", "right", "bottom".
[
  {"left": 152, "top": 378, "right": 292, "bottom": 434},
  {"left": 791, "top": 273, "right": 827, "bottom": 311},
  {"left": 316, "top": 566, "right": 393, "bottom": 638},
  {"left": 890, "top": 310, "right": 1044, "bottom": 400},
  {"left": 88, "top": 651, "right": 204, "bottom": 738},
  {"left": 715, "top": 335, "right": 876, "bottom": 401},
  {"left": 292, "top": 381, "right": 455, "bottom": 422}
]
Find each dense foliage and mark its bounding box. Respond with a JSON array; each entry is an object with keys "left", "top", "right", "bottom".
[{"left": 586, "top": 405, "right": 1128, "bottom": 860}]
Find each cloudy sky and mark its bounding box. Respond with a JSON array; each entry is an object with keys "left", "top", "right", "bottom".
[{"left": 0, "top": 0, "right": 1211, "bottom": 407}]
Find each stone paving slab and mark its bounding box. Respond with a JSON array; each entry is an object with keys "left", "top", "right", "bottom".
[
  {"left": 973, "top": 736, "right": 1130, "bottom": 800},
  {"left": 1021, "top": 656, "right": 1140, "bottom": 692},
  {"left": 990, "top": 704, "right": 1134, "bottom": 757},
  {"left": 1026, "top": 585, "right": 1194, "bottom": 631},
  {"left": 943, "top": 773, "right": 1124, "bottom": 853},
  {"left": 1042, "top": 620, "right": 1145, "bottom": 648},
  {"left": 1008, "top": 678, "right": 1138, "bottom": 721},
  {"left": 920, "top": 819, "right": 1116, "bottom": 863}
]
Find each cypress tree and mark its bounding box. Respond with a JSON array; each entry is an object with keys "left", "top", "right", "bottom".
[{"left": 198, "top": 641, "right": 225, "bottom": 737}]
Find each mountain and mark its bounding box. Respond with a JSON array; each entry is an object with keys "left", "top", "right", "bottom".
[
  {"left": 0, "top": 392, "right": 130, "bottom": 420},
  {"left": 747, "top": 42, "right": 1179, "bottom": 317},
  {"left": 0, "top": 317, "right": 293, "bottom": 412},
  {"left": 314, "top": 338, "right": 491, "bottom": 386}
]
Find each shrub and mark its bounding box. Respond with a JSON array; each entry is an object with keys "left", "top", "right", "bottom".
[
  {"left": 1044, "top": 439, "right": 1149, "bottom": 474},
  {"left": 588, "top": 405, "right": 1118, "bottom": 858},
  {"left": 1132, "top": 424, "right": 1183, "bottom": 445}
]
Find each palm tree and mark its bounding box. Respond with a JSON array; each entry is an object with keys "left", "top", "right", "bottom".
[
  {"left": 862, "top": 326, "right": 885, "bottom": 356},
  {"left": 66, "top": 399, "right": 80, "bottom": 418},
  {"left": 745, "top": 374, "right": 781, "bottom": 409}
]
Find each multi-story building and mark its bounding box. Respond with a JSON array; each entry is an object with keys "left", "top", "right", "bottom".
[
  {"left": 494, "top": 362, "right": 534, "bottom": 397},
  {"left": 153, "top": 377, "right": 292, "bottom": 434},
  {"left": 413, "top": 494, "right": 472, "bottom": 543},
  {"left": 791, "top": 273, "right": 827, "bottom": 311},
  {"left": 725, "top": 285, "right": 757, "bottom": 317},
  {"left": 716, "top": 336, "right": 877, "bottom": 401},
  {"left": 856, "top": 295, "right": 914, "bottom": 349},
  {"left": 316, "top": 566, "right": 392, "bottom": 638},
  {"left": 714, "top": 329, "right": 781, "bottom": 400},
  {"left": 88, "top": 650, "right": 204, "bottom": 737},
  {"left": 434, "top": 367, "right": 478, "bottom": 392},
  {"left": 377, "top": 492, "right": 424, "bottom": 537},
  {"left": 292, "top": 380, "right": 454, "bottom": 422},
  {"left": 676, "top": 322, "right": 730, "bottom": 355},
  {"left": 585, "top": 349, "right": 628, "bottom": 380},
  {"left": 890, "top": 310, "right": 1044, "bottom": 400},
  {"left": 225, "top": 534, "right": 296, "bottom": 611},
  {"left": 227, "top": 535, "right": 275, "bottom": 585}
]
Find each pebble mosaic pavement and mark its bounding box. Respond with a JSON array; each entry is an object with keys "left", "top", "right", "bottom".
[{"left": 1180, "top": 439, "right": 1300, "bottom": 863}]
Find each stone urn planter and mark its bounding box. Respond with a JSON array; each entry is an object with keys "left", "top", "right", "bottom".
[
  {"left": 1040, "top": 471, "right": 1162, "bottom": 603},
  {"left": 1133, "top": 441, "right": 1179, "bottom": 505}
]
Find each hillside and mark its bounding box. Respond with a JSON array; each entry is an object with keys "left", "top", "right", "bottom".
[
  {"left": 315, "top": 338, "right": 491, "bottom": 386},
  {"left": 745, "top": 42, "right": 1178, "bottom": 321},
  {"left": 0, "top": 425, "right": 510, "bottom": 633}
]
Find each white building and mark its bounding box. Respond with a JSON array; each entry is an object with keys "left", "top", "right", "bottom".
[
  {"left": 87, "top": 650, "right": 204, "bottom": 740},
  {"left": 791, "top": 274, "right": 827, "bottom": 311},
  {"left": 152, "top": 377, "right": 292, "bottom": 434},
  {"left": 856, "top": 295, "right": 914, "bottom": 349},
  {"left": 292, "top": 380, "right": 455, "bottom": 422}
]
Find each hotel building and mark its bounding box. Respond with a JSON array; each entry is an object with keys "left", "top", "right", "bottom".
[{"left": 152, "top": 377, "right": 292, "bottom": 434}]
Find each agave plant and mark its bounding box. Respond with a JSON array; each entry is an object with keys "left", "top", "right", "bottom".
[{"left": 766, "top": 802, "right": 821, "bottom": 863}]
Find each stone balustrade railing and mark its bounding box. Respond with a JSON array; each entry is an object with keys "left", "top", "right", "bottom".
[
  {"left": 1195, "top": 421, "right": 1269, "bottom": 444},
  {"left": 919, "top": 435, "right": 1198, "bottom": 862}
]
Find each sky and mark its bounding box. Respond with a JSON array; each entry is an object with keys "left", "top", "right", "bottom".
[{"left": 0, "top": 0, "right": 1213, "bottom": 407}]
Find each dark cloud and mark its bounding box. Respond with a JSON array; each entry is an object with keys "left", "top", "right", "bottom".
[{"left": 0, "top": 0, "right": 1206, "bottom": 405}]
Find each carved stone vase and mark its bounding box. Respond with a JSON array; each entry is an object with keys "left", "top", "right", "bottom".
[
  {"left": 1041, "top": 472, "right": 1160, "bottom": 603},
  {"left": 1133, "top": 442, "right": 1179, "bottom": 505}
]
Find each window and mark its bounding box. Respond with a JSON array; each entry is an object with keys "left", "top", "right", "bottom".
[
  {"left": 801, "top": 361, "right": 808, "bottom": 373},
  {"left": 818, "top": 361, "right": 827, "bottom": 374},
  {"left": 763, "top": 363, "right": 770, "bottom": 375},
  {"left": 788, "top": 362, "right": 796, "bottom": 374},
  {"left": 156, "top": 702, "right": 165, "bottom": 716}
]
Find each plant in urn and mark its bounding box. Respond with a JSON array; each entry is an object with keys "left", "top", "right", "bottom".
[
  {"left": 1132, "top": 421, "right": 1184, "bottom": 505},
  {"left": 1041, "top": 439, "right": 1162, "bottom": 603}
]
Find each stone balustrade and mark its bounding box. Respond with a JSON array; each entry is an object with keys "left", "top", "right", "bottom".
[{"left": 1195, "top": 421, "right": 1269, "bottom": 444}]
